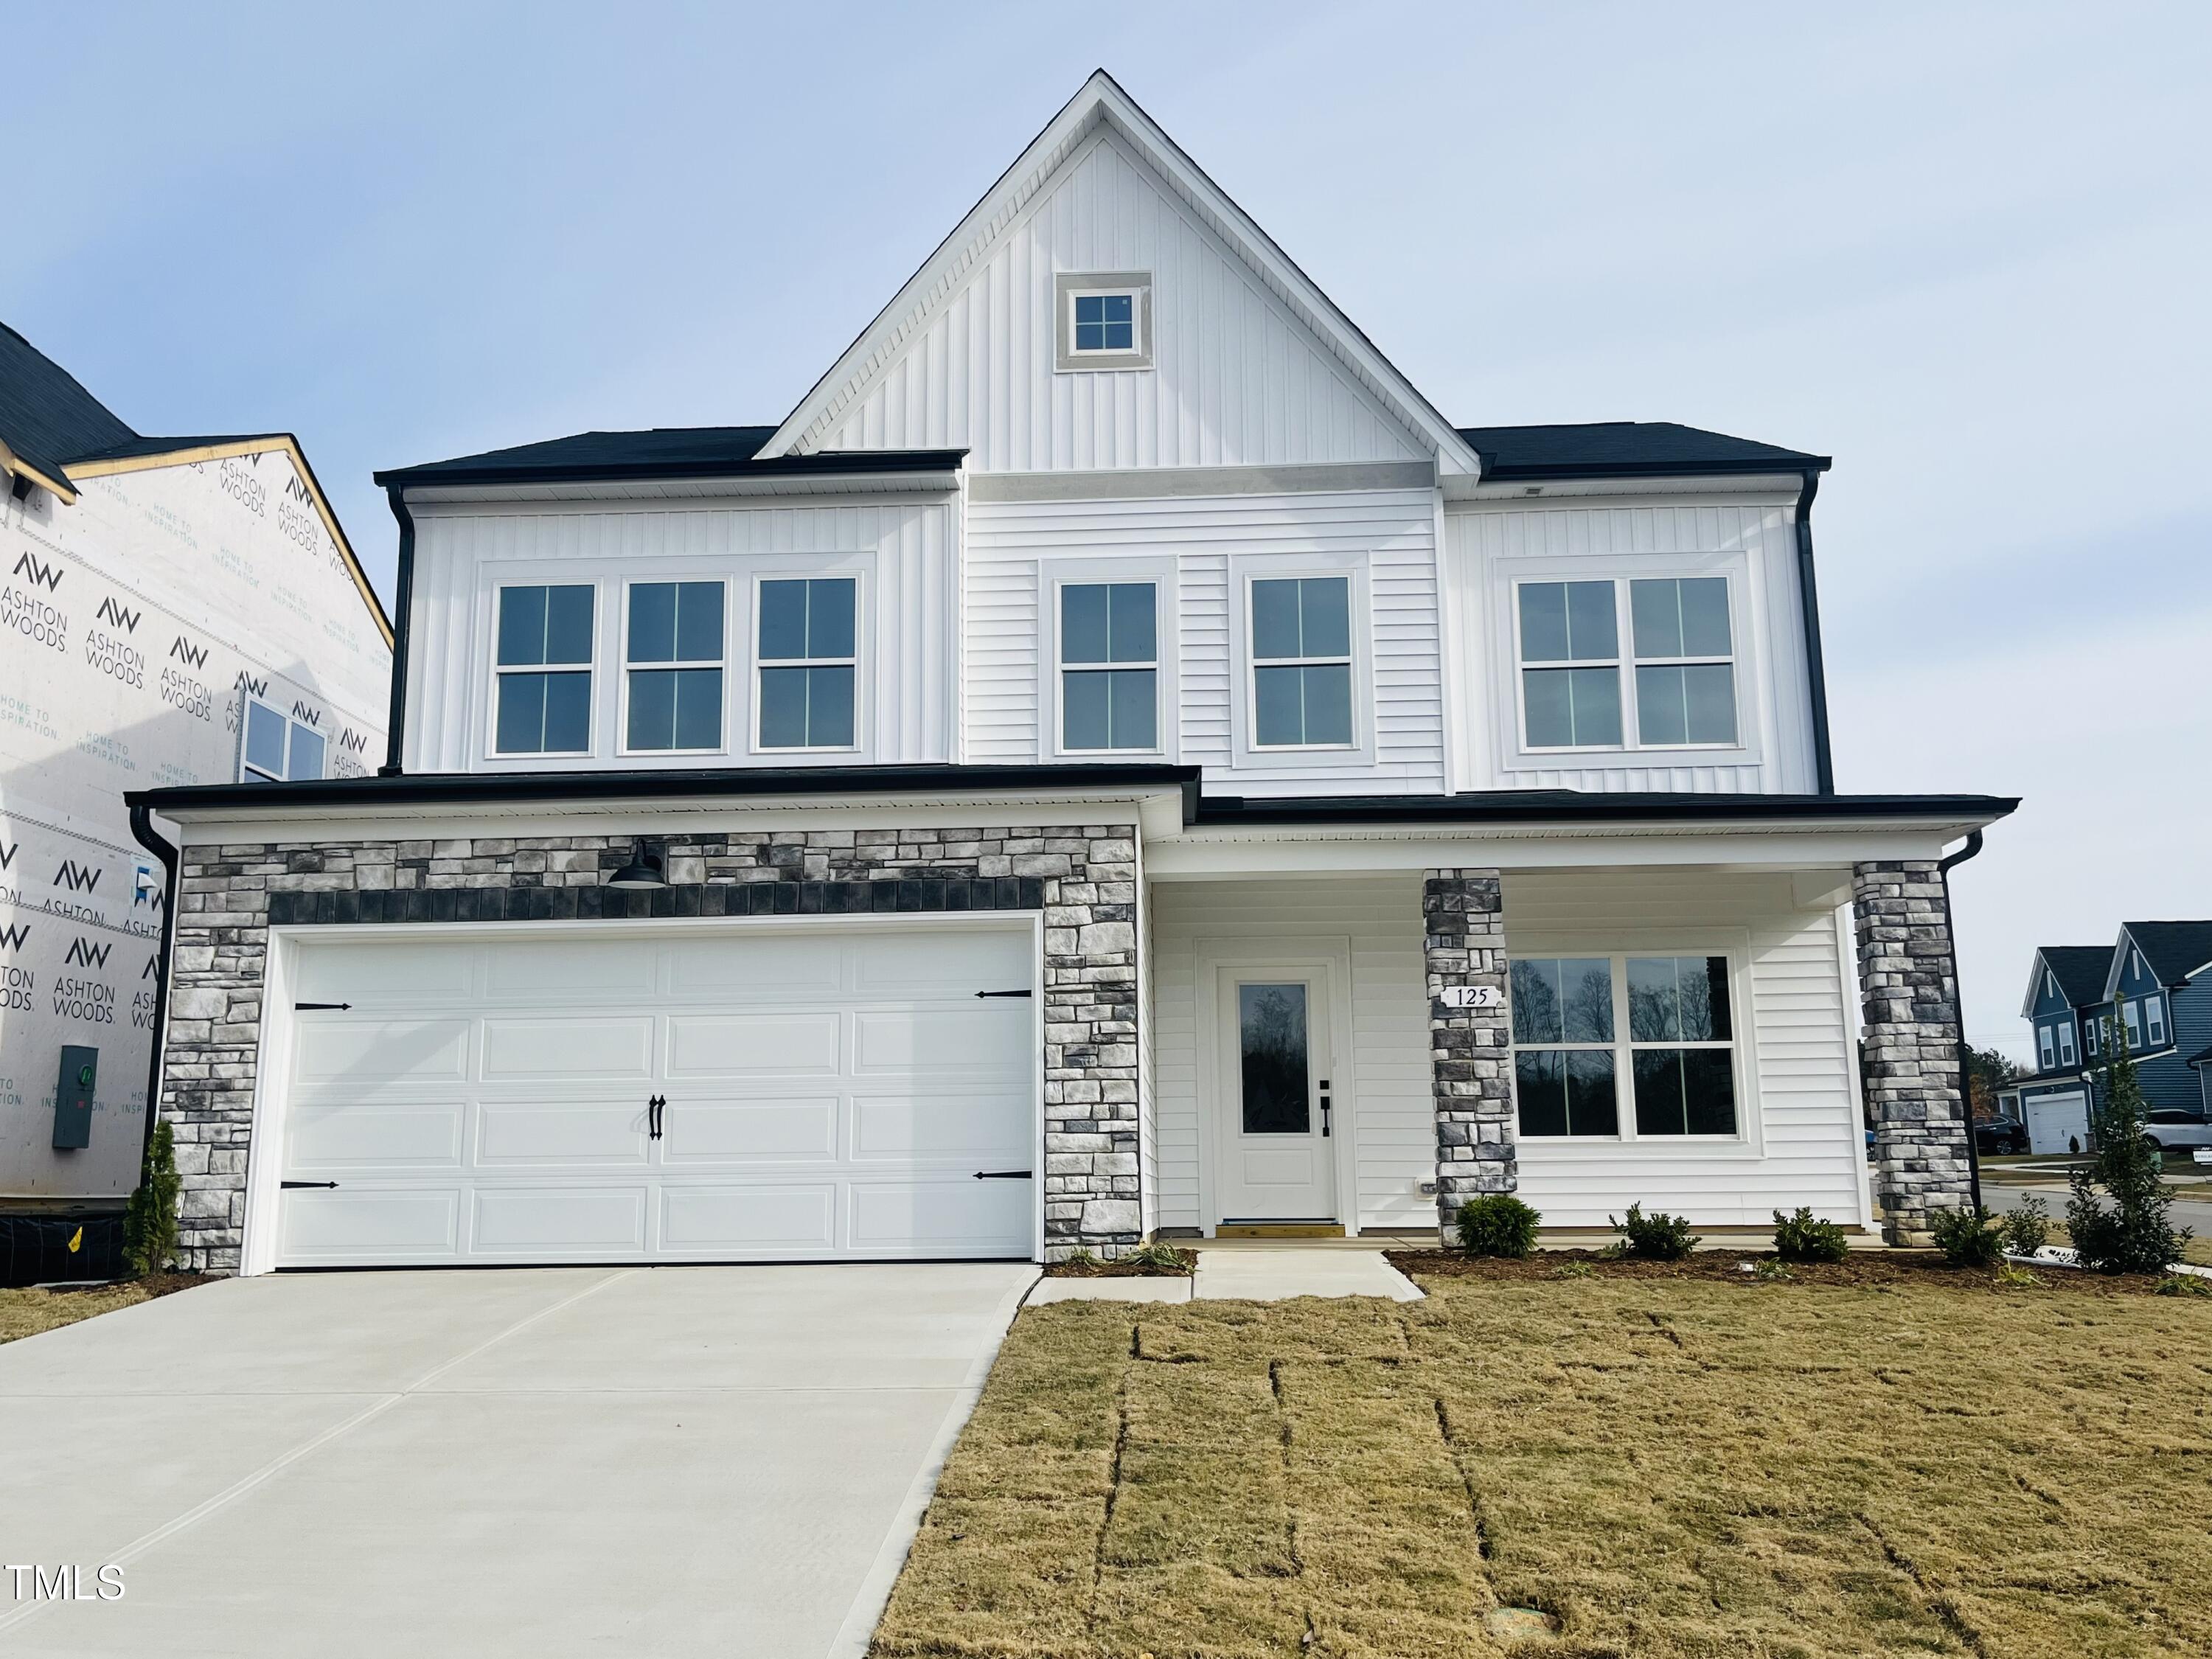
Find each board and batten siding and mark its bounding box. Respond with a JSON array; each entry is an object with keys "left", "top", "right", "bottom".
[
  {"left": 1445, "top": 496, "right": 1819, "bottom": 793},
  {"left": 1150, "top": 876, "right": 1436, "bottom": 1234},
  {"left": 403, "top": 498, "right": 959, "bottom": 773},
  {"left": 811, "top": 128, "right": 1425, "bottom": 472},
  {"left": 965, "top": 488, "right": 1445, "bottom": 796},
  {"left": 1503, "top": 869, "right": 1868, "bottom": 1230}
]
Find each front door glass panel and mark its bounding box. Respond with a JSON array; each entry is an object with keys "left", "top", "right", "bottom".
[{"left": 1239, "top": 983, "right": 1310, "bottom": 1133}]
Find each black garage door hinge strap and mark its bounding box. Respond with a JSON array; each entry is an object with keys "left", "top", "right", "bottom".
[
  {"left": 974, "top": 988, "right": 1032, "bottom": 998},
  {"left": 293, "top": 1001, "right": 352, "bottom": 1011},
  {"left": 279, "top": 1180, "right": 340, "bottom": 1190},
  {"left": 973, "top": 1169, "right": 1034, "bottom": 1180}
]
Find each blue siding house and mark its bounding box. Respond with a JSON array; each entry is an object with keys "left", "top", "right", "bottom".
[{"left": 2011, "top": 945, "right": 2111, "bottom": 1152}]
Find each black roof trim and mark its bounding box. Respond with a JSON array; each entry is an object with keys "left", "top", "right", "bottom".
[
  {"left": 128, "top": 770, "right": 2015, "bottom": 834},
  {"left": 1455, "top": 420, "right": 1830, "bottom": 482},
  {"left": 2185, "top": 1043, "right": 2212, "bottom": 1070},
  {"left": 1191, "top": 789, "right": 2013, "bottom": 828},
  {"left": 128, "top": 763, "right": 1203, "bottom": 816},
  {"left": 375, "top": 425, "right": 966, "bottom": 490}
]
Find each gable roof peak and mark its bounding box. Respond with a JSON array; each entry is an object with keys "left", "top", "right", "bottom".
[{"left": 757, "top": 70, "right": 1481, "bottom": 476}]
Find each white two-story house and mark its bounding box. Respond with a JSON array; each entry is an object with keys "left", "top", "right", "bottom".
[{"left": 129, "top": 72, "right": 2012, "bottom": 1274}]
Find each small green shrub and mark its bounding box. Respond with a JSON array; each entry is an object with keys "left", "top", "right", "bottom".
[
  {"left": 1928, "top": 1204, "right": 2007, "bottom": 1268},
  {"left": 122, "top": 1121, "right": 181, "bottom": 1278},
  {"left": 1127, "top": 1240, "right": 1195, "bottom": 1274},
  {"left": 1992, "top": 1262, "right": 2045, "bottom": 1290},
  {"left": 2000, "top": 1197, "right": 2050, "bottom": 1258},
  {"left": 1751, "top": 1258, "right": 1794, "bottom": 1282},
  {"left": 1059, "top": 1247, "right": 1102, "bottom": 1270},
  {"left": 1611, "top": 1203, "right": 1700, "bottom": 1261},
  {"left": 2154, "top": 1273, "right": 2212, "bottom": 1298},
  {"left": 1454, "top": 1194, "right": 1542, "bottom": 1259},
  {"left": 1770, "top": 1206, "right": 1849, "bottom": 1265},
  {"left": 1553, "top": 1261, "right": 1596, "bottom": 1280}
]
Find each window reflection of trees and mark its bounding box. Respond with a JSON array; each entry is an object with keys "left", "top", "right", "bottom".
[{"left": 1239, "top": 984, "right": 1310, "bottom": 1134}]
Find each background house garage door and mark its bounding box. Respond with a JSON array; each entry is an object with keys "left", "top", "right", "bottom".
[
  {"left": 2023, "top": 1089, "right": 2090, "bottom": 1155},
  {"left": 271, "top": 923, "right": 1037, "bottom": 1267}
]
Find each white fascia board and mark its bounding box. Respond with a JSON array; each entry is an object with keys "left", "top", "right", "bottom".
[
  {"left": 756, "top": 72, "right": 1482, "bottom": 479},
  {"left": 397, "top": 474, "right": 962, "bottom": 509},
  {"left": 2099, "top": 927, "right": 2138, "bottom": 1001},
  {"left": 1455, "top": 473, "right": 1808, "bottom": 504},
  {"left": 158, "top": 787, "right": 1189, "bottom": 848},
  {"left": 2020, "top": 948, "right": 2056, "bottom": 1021}
]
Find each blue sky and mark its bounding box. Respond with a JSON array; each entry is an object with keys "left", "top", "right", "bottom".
[{"left": 8, "top": 1, "right": 2208, "bottom": 1056}]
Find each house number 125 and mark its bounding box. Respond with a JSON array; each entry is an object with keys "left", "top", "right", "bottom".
[{"left": 1439, "top": 985, "right": 1503, "bottom": 1009}]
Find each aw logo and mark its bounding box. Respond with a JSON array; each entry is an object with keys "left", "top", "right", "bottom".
[
  {"left": 0, "top": 922, "right": 29, "bottom": 952},
  {"left": 291, "top": 700, "right": 322, "bottom": 728},
  {"left": 338, "top": 727, "right": 370, "bottom": 754},
  {"left": 143, "top": 953, "right": 160, "bottom": 979},
  {"left": 10, "top": 552, "right": 63, "bottom": 591},
  {"left": 95, "top": 597, "right": 142, "bottom": 633},
  {"left": 285, "top": 474, "right": 313, "bottom": 504},
  {"left": 235, "top": 671, "right": 268, "bottom": 699},
  {"left": 55, "top": 860, "right": 103, "bottom": 894},
  {"left": 170, "top": 633, "right": 209, "bottom": 669},
  {"left": 0, "top": 839, "right": 15, "bottom": 872},
  {"left": 65, "top": 937, "right": 111, "bottom": 969}
]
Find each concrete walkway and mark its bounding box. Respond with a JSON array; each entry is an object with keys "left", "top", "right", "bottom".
[
  {"left": 1029, "top": 1245, "right": 1423, "bottom": 1304},
  {"left": 0, "top": 1262, "right": 1035, "bottom": 1658}
]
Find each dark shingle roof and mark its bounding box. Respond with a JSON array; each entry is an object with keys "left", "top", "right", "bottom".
[
  {"left": 1455, "top": 421, "right": 1829, "bottom": 481},
  {"left": 2038, "top": 945, "right": 2115, "bottom": 1007},
  {"left": 375, "top": 427, "right": 966, "bottom": 489},
  {"left": 2122, "top": 922, "right": 2212, "bottom": 985},
  {"left": 0, "top": 321, "right": 136, "bottom": 486}
]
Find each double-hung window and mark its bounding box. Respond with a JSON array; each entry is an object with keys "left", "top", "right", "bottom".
[
  {"left": 757, "top": 577, "right": 856, "bottom": 749},
  {"left": 1516, "top": 576, "right": 1739, "bottom": 751},
  {"left": 2123, "top": 1000, "right": 2143, "bottom": 1048},
  {"left": 2146, "top": 995, "right": 2167, "bottom": 1046},
  {"left": 1060, "top": 582, "right": 1157, "bottom": 751},
  {"left": 1510, "top": 953, "right": 1739, "bottom": 1138},
  {"left": 239, "top": 698, "right": 325, "bottom": 782},
  {"left": 2056, "top": 1020, "right": 2078, "bottom": 1067},
  {"left": 1250, "top": 576, "right": 1353, "bottom": 748},
  {"left": 2037, "top": 1024, "right": 2056, "bottom": 1071},
  {"left": 2084, "top": 1018, "right": 2099, "bottom": 1058},
  {"left": 625, "top": 581, "right": 724, "bottom": 752},
  {"left": 494, "top": 584, "right": 594, "bottom": 754}
]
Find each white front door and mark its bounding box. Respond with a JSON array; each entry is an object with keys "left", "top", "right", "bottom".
[
  {"left": 1214, "top": 969, "right": 1337, "bottom": 1222},
  {"left": 266, "top": 922, "right": 1037, "bottom": 1267}
]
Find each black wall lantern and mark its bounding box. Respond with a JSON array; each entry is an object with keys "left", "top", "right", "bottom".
[{"left": 607, "top": 837, "right": 668, "bottom": 890}]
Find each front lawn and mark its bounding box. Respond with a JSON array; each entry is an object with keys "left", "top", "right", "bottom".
[
  {"left": 873, "top": 1261, "right": 2212, "bottom": 1657},
  {"left": 0, "top": 1273, "right": 204, "bottom": 1346}
]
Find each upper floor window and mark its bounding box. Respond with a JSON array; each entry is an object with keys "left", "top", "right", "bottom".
[
  {"left": 2037, "top": 1023, "right": 2056, "bottom": 1071},
  {"left": 625, "top": 581, "right": 724, "bottom": 753},
  {"left": 1060, "top": 582, "right": 1158, "bottom": 751},
  {"left": 494, "top": 583, "right": 594, "bottom": 754},
  {"left": 1516, "top": 577, "right": 1739, "bottom": 751},
  {"left": 2056, "top": 1019, "right": 2077, "bottom": 1067},
  {"left": 2084, "top": 1017, "right": 2099, "bottom": 1057},
  {"left": 1054, "top": 272, "right": 1152, "bottom": 371},
  {"left": 2123, "top": 1000, "right": 2142, "bottom": 1048},
  {"left": 239, "top": 697, "right": 324, "bottom": 783},
  {"left": 1510, "top": 953, "right": 1739, "bottom": 1138},
  {"left": 757, "top": 577, "right": 856, "bottom": 750},
  {"left": 2146, "top": 995, "right": 2167, "bottom": 1046},
  {"left": 1250, "top": 577, "right": 1352, "bottom": 748}
]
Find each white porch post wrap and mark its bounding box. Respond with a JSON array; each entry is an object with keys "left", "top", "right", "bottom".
[
  {"left": 1851, "top": 860, "right": 1975, "bottom": 1245},
  {"left": 1423, "top": 869, "right": 1515, "bottom": 1235}
]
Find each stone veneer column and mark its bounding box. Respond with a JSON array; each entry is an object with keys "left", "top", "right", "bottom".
[
  {"left": 1851, "top": 860, "right": 1974, "bottom": 1245},
  {"left": 1423, "top": 869, "right": 1515, "bottom": 1237},
  {"left": 159, "top": 824, "right": 1142, "bottom": 1273}
]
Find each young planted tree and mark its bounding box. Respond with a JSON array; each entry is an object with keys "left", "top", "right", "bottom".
[
  {"left": 122, "top": 1121, "right": 181, "bottom": 1278},
  {"left": 2067, "top": 1011, "right": 2190, "bottom": 1273}
]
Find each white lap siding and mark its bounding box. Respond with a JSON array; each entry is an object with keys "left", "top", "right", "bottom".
[
  {"left": 1150, "top": 875, "right": 1433, "bottom": 1234},
  {"left": 1502, "top": 870, "right": 1867, "bottom": 1230}
]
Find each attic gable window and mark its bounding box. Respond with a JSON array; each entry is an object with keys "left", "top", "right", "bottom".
[{"left": 1055, "top": 272, "right": 1152, "bottom": 371}]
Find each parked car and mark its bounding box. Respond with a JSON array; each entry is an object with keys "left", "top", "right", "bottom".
[
  {"left": 1974, "top": 1117, "right": 2030, "bottom": 1155},
  {"left": 2142, "top": 1109, "right": 2212, "bottom": 1152}
]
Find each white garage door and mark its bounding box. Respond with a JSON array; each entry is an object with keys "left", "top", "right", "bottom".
[
  {"left": 269, "top": 922, "right": 1037, "bottom": 1267},
  {"left": 2024, "top": 1090, "right": 2090, "bottom": 1155}
]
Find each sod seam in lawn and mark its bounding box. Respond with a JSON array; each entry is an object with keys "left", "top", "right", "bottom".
[{"left": 872, "top": 1273, "right": 2212, "bottom": 1658}]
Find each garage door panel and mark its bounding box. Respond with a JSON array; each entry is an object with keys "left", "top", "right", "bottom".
[
  {"left": 668, "top": 935, "right": 843, "bottom": 994},
  {"left": 481, "top": 1016, "right": 654, "bottom": 1080},
  {"left": 293, "top": 943, "right": 472, "bottom": 1004},
  {"left": 849, "top": 1180, "right": 1032, "bottom": 1251},
  {"left": 855, "top": 930, "right": 1029, "bottom": 994},
  {"left": 665, "top": 1012, "right": 841, "bottom": 1078},
  {"left": 280, "top": 1189, "right": 460, "bottom": 1258},
  {"left": 476, "top": 1100, "right": 650, "bottom": 1166},
  {"left": 483, "top": 939, "right": 658, "bottom": 998},
  {"left": 473, "top": 1187, "right": 648, "bottom": 1251},
  {"left": 853, "top": 1091, "right": 1034, "bottom": 1159},
  {"left": 658, "top": 1097, "right": 839, "bottom": 1163},
  {"left": 285, "top": 1102, "right": 465, "bottom": 1169},
  {"left": 660, "top": 1184, "right": 838, "bottom": 1250},
  {"left": 854, "top": 1007, "right": 1028, "bottom": 1077},
  {"left": 294, "top": 1020, "right": 469, "bottom": 1085}
]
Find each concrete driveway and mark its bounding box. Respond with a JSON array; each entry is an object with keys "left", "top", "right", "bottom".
[{"left": 0, "top": 1262, "right": 1035, "bottom": 1658}]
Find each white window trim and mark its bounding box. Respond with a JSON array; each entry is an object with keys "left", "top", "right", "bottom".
[
  {"left": 2056, "top": 1021, "right": 2077, "bottom": 1067},
  {"left": 1226, "top": 554, "right": 1374, "bottom": 770},
  {"left": 2037, "top": 1025, "right": 2056, "bottom": 1071},
  {"left": 1509, "top": 574, "right": 1747, "bottom": 758},
  {"left": 1040, "top": 557, "right": 1179, "bottom": 761},
  {"left": 616, "top": 577, "right": 731, "bottom": 759},
  {"left": 1489, "top": 552, "right": 1764, "bottom": 773},
  {"left": 485, "top": 580, "right": 598, "bottom": 761},
  {"left": 749, "top": 567, "right": 866, "bottom": 757},
  {"left": 2124, "top": 1000, "right": 2143, "bottom": 1046},
  {"left": 1053, "top": 271, "right": 1152, "bottom": 372},
  {"left": 237, "top": 695, "right": 326, "bottom": 783},
  {"left": 2146, "top": 995, "right": 2166, "bottom": 1046},
  {"left": 1503, "top": 933, "right": 1761, "bottom": 1152}
]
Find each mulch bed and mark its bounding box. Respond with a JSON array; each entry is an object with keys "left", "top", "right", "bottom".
[
  {"left": 42, "top": 1270, "right": 209, "bottom": 1301},
  {"left": 1387, "top": 1248, "right": 2191, "bottom": 1296},
  {"left": 1043, "top": 1251, "right": 1196, "bottom": 1279}
]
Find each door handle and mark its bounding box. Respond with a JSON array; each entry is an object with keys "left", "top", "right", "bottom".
[
  {"left": 1319, "top": 1080, "right": 1332, "bottom": 1139},
  {"left": 648, "top": 1094, "right": 665, "bottom": 1140}
]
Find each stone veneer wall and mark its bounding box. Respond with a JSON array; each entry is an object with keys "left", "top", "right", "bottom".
[
  {"left": 1851, "top": 860, "right": 1973, "bottom": 1245},
  {"left": 161, "top": 824, "right": 1141, "bottom": 1273},
  {"left": 1422, "top": 869, "right": 1515, "bottom": 1235}
]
